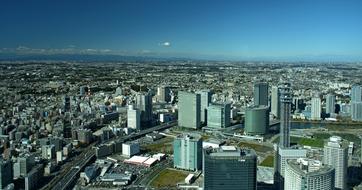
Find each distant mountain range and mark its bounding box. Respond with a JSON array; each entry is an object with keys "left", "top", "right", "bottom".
[{"left": 0, "top": 52, "right": 361, "bottom": 63}]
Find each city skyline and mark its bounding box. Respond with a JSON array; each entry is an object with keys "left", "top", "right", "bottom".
[{"left": 1, "top": 0, "right": 362, "bottom": 61}]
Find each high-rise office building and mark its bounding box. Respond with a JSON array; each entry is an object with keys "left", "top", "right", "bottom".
[
  {"left": 244, "top": 105, "right": 269, "bottom": 135},
  {"left": 323, "top": 136, "right": 348, "bottom": 190},
  {"left": 25, "top": 164, "right": 43, "bottom": 190},
  {"left": 197, "top": 90, "right": 212, "bottom": 124},
  {"left": 42, "top": 145, "right": 55, "bottom": 159},
  {"left": 207, "top": 103, "right": 231, "bottom": 129},
  {"left": 127, "top": 105, "right": 141, "bottom": 130},
  {"left": 178, "top": 91, "right": 201, "bottom": 129},
  {"left": 311, "top": 96, "right": 321, "bottom": 120},
  {"left": 157, "top": 86, "right": 171, "bottom": 103},
  {"left": 279, "top": 82, "right": 292, "bottom": 148},
  {"left": 136, "top": 93, "right": 153, "bottom": 125},
  {"left": 173, "top": 133, "right": 202, "bottom": 171},
  {"left": 203, "top": 146, "right": 257, "bottom": 190},
  {"left": 285, "top": 158, "right": 335, "bottom": 190},
  {"left": 326, "top": 93, "right": 336, "bottom": 114},
  {"left": 0, "top": 158, "right": 13, "bottom": 189},
  {"left": 351, "top": 102, "right": 362, "bottom": 121},
  {"left": 254, "top": 82, "right": 269, "bottom": 106},
  {"left": 271, "top": 86, "right": 280, "bottom": 118},
  {"left": 351, "top": 85, "right": 362, "bottom": 103},
  {"left": 64, "top": 95, "right": 71, "bottom": 112},
  {"left": 274, "top": 146, "right": 307, "bottom": 190}
]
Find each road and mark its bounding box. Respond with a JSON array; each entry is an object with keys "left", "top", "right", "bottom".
[{"left": 43, "top": 120, "right": 178, "bottom": 190}]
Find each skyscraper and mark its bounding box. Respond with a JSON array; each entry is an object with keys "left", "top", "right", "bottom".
[
  {"left": 178, "top": 91, "right": 201, "bottom": 129},
  {"left": 271, "top": 86, "right": 280, "bottom": 118},
  {"left": 157, "top": 86, "right": 171, "bottom": 103},
  {"left": 0, "top": 158, "right": 13, "bottom": 189},
  {"left": 127, "top": 105, "right": 141, "bottom": 130},
  {"left": 173, "top": 133, "right": 202, "bottom": 171},
  {"left": 323, "top": 136, "right": 348, "bottom": 190},
  {"left": 351, "top": 102, "right": 362, "bottom": 122},
  {"left": 136, "top": 93, "right": 153, "bottom": 126},
  {"left": 197, "top": 90, "right": 212, "bottom": 124},
  {"left": 244, "top": 105, "right": 269, "bottom": 135},
  {"left": 326, "top": 93, "right": 336, "bottom": 114},
  {"left": 254, "top": 82, "right": 269, "bottom": 106},
  {"left": 207, "top": 103, "right": 231, "bottom": 129},
  {"left": 203, "top": 146, "right": 257, "bottom": 190},
  {"left": 311, "top": 96, "right": 321, "bottom": 120},
  {"left": 285, "top": 158, "right": 335, "bottom": 190},
  {"left": 279, "top": 82, "right": 292, "bottom": 148},
  {"left": 274, "top": 146, "right": 307, "bottom": 190},
  {"left": 351, "top": 85, "right": 362, "bottom": 103}
]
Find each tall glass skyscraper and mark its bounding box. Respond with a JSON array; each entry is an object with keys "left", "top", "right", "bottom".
[
  {"left": 351, "top": 85, "right": 362, "bottom": 103},
  {"left": 207, "top": 103, "right": 231, "bottom": 129},
  {"left": 173, "top": 133, "right": 202, "bottom": 171},
  {"left": 271, "top": 86, "right": 280, "bottom": 118},
  {"left": 326, "top": 93, "right": 336, "bottom": 114},
  {"left": 279, "top": 82, "right": 292, "bottom": 148},
  {"left": 323, "top": 136, "right": 348, "bottom": 190},
  {"left": 135, "top": 93, "right": 153, "bottom": 126},
  {"left": 0, "top": 158, "right": 13, "bottom": 189},
  {"left": 203, "top": 146, "right": 257, "bottom": 190},
  {"left": 254, "top": 82, "right": 269, "bottom": 106},
  {"left": 311, "top": 96, "right": 321, "bottom": 120},
  {"left": 178, "top": 91, "right": 201, "bottom": 129},
  {"left": 197, "top": 90, "right": 212, "bottom": 124}
]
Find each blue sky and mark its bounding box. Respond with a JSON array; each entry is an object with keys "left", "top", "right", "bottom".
[{"left": 1, "top": 0, "right": 362, "bottom": 61}]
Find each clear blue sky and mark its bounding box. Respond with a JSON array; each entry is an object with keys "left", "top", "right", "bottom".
[{"left": 1, "top": 0, "right": 362, "bottom": 61}]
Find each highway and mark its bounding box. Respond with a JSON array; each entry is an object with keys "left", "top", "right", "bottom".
[{"left": 43, "top": 120, "right": 178, "bottom": 190}]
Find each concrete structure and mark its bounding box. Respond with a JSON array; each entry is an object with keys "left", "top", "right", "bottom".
[
  {"left": 323, "top": 136, "right": 348, "bottom": 190},
  {"left": 279, "top": 82, "right": 292, "bottom": 148},
  {"left": 197, "top": 90, "right": 212, "bottom": 124},
  {"left": 178, "top": 91, "right": 201, "bottom": 129},
  {"left": 244, "top": 105, "right": 269, "bottom": 135},
  {"left": 285, "top": 158, "right": 335, "bottom": 190},
  {"left": 351, "top": 102, "right": 362, "bottom": 122},
  {"left": 254, "top": 82, "right": 269, "bottom": 106},
  {"left": 271, "top": 86, "right": 280, "bottom": 118},
  {"left": 135, "top": 93, "right": 153, "bottom": 124},
  {"left": 122, "top": 142, "right": 140, "bottom": 158},
  {"left": 311, "top": 96, "right": 321, "bottom": 120},
  {"left": 173, "top": 133, "right": 202, "bottom": 171},
  {"left": 0, "top": 159, "right": 12, "bottom": 189},
  {"left": 203, "top": 146, "right": 257, "bottom": 190},
  {"left": 326, "top": 93, "right": 336, "bottom": 114},
  {"left": 127, "top": 105, "right": 141, "bottom": 130},
  {"left": 274, "top": 146, "right": 307, "bottom": 190},
  {"left": 351, "top": 85, "right": 362, "bottom": 103},
  {"left": 77, "top": 129, "right": 92, "bottom": 144},
  {"left": 207, "top": 103, "right": 230, "bottom": 129},
  {"left": 157, "top": 86, "right": 171, "bottom": 103},
  {"left": 56, "top": 151, "right": 63, "bottom": 163},
  {"left": 42, "top": 145, "right": 55, "bottom": 159}
]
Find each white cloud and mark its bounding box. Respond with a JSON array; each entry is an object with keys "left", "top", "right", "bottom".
[{"left": 160, "top": 41, "right": 171, "bottom": 47}]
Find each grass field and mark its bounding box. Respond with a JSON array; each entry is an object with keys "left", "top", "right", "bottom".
[
  {"left": 273, "top": 136, "right": 324, "bottom": 148},
  {"left": 238, "top": 142, "right": 273, "bottom": 152},
  {"left": 142, "top": 137, "right": 174, "bottom": 154},
  {"left": 150, "top": 168, "right": 189, "bottom": 188},
  {"left": 260, "top": 155, "right": 274, "bottom": 167}
]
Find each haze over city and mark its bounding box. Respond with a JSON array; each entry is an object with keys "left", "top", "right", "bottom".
[{"left": 1, "top": 1, "right": 362, "bottom": 190}]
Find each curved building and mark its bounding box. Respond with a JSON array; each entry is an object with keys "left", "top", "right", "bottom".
[
  {"left": 244, "top": 105, "right": 269, "bottom": 135},
  {"left": 285, "top": 158, "right": 335, "bottom": 190}
]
